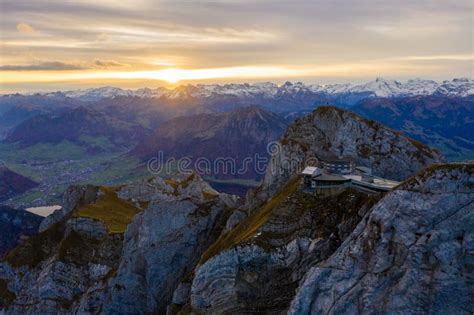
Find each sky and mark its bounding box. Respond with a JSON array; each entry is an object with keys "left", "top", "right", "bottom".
[{"left": 0, "top": 0, "right": 473, "bottom": 92}]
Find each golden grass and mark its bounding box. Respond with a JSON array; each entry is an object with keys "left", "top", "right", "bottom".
[
  {"left": 73, "top": 187, "right": 141, "bottom": 234},
  {"left": 165, "top": 179, "right": 179, "bottom": 189},
  {"left": 198, "top": 175, "right": 302, "bottom": 265},
  {"left": 203, "top": 191, "right": 219, "bottom": 200}
]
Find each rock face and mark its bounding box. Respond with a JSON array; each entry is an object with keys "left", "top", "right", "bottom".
[
  {"left": 257, "top": 106, "right": 443, "bottom": 203},
  {"left": 39, "top": 184, "right": 99, "bottom": 232},
  {"left": 0, "top": 173, "right": 238, "bottom": 314},
  {"left": 104, "top": 174, "right": 238, "bottom": 314},
  {"left": 0, "top": 182, "right": 123, "bottom": 314},
  {"left": 0, "top": 216, "right": 122, "bottom": 314},
  {"left": 289, "top": 163, "right": 474, "bottom": 314},
  {"left": 189, "top": 186, "right": 378, "bottom": 314}
]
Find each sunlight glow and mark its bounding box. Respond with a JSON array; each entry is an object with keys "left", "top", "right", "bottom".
[
  {"left": 0, "top": 61, "right": 446, "bottom": 89},
  {"left": 113, "top": 67, "right": 297, "bottom": 83},
  {"left": 0, "top": 66, "right": 302, "bottom": 85}
]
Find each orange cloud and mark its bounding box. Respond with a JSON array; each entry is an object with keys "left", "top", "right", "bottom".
[{"left": 16, "top": 23, "right": 35, "bottom": 33}]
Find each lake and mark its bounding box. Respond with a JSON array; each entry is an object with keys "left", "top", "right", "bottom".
[{"left": 26, "top": 205, "right": 62, "bottom": 217}]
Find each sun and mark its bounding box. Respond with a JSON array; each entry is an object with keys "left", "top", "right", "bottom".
[
  {"left": 152, "top": 69, "right": 185, "bottom": 83},
  {"left": 0, "top": 66, "right": 301, "bottom": 88},
  {"left": 112, "top": 66, "right": 297, "bottom": 84}
]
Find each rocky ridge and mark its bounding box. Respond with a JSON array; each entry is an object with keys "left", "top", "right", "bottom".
[
  {"left": 188, "top": 186, "right": 379, "bottom": 314},
  {"left": 103, "top": 173, "right": 238, "bottom": 314},
  {"left": 176, "top": 163, "right": 473, "bottom": 314},
  {"left": 0, "top": 172, "right": 238, "bottom": 314},
  {"left": 289, "top": 163, "right": 474, "bottom": 314},
  {"left": 20, "top": 78, "right": 474, "bottom": 100},
  {"left": 256, "top": 106, "right": 443, "bottom": 206}
]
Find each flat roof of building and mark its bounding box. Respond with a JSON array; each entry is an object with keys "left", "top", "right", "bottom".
[
  {"left": 302, "top": 166, "right": 320, "bottom": 175},
  {"left": 342, "top": 174, "right": 400, "bottom": 189},
  {"left": 355, "top": 166, "right": 372, "bottom": 174},
  {"left": 314, "top": 173, "right": 351, "bottom": 182}
]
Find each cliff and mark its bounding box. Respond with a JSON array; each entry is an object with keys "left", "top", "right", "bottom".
[
  {"left": 0, "top": 172, "right": 238, "bottom": 314},
  {"left": 289, "top": 163, "right": 474, "bottom": 314}
]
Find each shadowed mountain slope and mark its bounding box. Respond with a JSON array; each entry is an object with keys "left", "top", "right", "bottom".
[
  {"left": 0, "top": 167, "right": 38, "bottom": 202},
  {"left": 352, "top": 95, "right": 474, "bottom": 160},
  {"left": 131, "top": 106, "right": 288, "bottom": 179},
  {"left": 5, "top": 106, "right": 150, "bottom": 152},
  {"left": 0, "top": 206, "right": 42, "bottom": 258}
]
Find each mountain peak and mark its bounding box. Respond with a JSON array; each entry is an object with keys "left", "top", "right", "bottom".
[
  {"left": 452, "top": 77, "right": 470, "bottom": 82},
  {"left": 256, "top": 105, "right": 442, "bottom": 201},
  {"left": 131, "top": 106, "right": 287, "bottom": 180}
]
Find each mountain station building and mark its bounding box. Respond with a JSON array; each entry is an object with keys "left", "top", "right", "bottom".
[{"left": 302, "top": 158, "right": 400, "bottom": 196}]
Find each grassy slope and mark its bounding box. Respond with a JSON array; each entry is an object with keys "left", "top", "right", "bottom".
[
  {"left": 72, "top": 187, "right": 142, "bottom": 234},
  {"left": 199, "top": 175, "right": 302, "bottom": 265},
  {"left": 4, "top": 184, "right": 141, "bottom": 269}
]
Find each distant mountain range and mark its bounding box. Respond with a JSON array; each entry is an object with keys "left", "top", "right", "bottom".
[
  {"left": 12, "top": 77, "right": 472, "bottom": 100},
  {"left": 0, "top": 167, "right": 38, "bottom": 202},
  {"left": 352, "top": 95, "right": 474, "bottom": 160},
  {"left": 132, "top": 106, "right": 288, "bottom": 179},
  {"left": 5, "top": 106, "right": 150, "bottom": 152},
  {"left": 1, "top": 78, "right": 473, "bottom": 165}
]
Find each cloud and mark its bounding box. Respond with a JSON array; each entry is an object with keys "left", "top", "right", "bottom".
[
  {"left": 0, "top": 60, "right": 128, "bottom": 71},
  {"left": 16, "top": 23, "right": 35, "bottom": 33},
  {"left": 0, "top": 61, "right": 85, "bottom": 71},
  {"left": 1, "top": 0, "right": 473, "bottom": 86},
  {"left": 95, "top": 32, "right": 110, "bottom": 42},
  {"left": 93, "top": 59, "right": 128, "bottom": 68},
  {"left": 394, "top": 54, "right": 474, "bottom": 61}
]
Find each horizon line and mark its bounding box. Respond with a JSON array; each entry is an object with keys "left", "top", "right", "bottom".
[{"left": 2, "top": 76, "right": 472, "bottom": 95}]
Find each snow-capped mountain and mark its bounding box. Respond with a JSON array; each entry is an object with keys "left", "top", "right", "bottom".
[
  {"left": 346, "top": 78, "right": 405, "bottom": 97},
  {"left": 13, "top": 78, "right": 474, "bottom": 101},
  {"left": 313, "top": 78, "right": 473, "bottom": 97},
  {"left": 434, "top": 78, "right": 474, "bottom": 97},
  {"left": 55, "top": 86, "right": 170, "bottom": 101}
]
